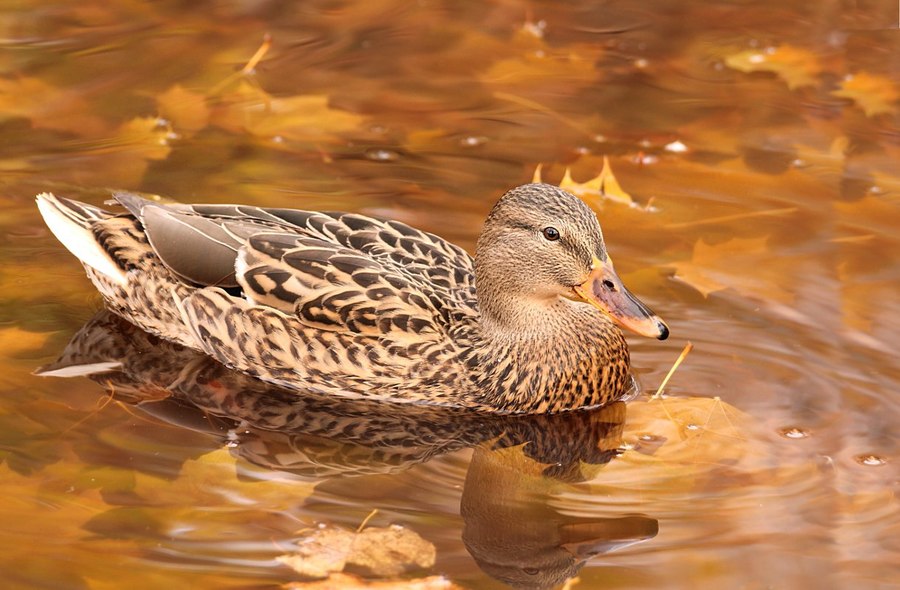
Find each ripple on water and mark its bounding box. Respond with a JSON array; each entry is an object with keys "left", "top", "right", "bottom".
[
  {"left": 854, "top": 454, "right": 888, "bottom": 467},
  {"left": 779, "top": 426, "right": 811, "bottom": 439}
]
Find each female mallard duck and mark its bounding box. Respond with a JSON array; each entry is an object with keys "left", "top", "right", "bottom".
[{"left": 36, "top": 183, "right": 667, "bottom": 414}]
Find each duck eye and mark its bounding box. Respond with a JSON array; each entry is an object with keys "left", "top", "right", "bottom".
[{"left": 541, "top": 226, "right": 560, "bottom": 241}]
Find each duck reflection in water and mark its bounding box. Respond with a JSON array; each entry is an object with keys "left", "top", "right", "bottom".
[{"left": 40, "top": 310, "right": 658, "bottom": 589}]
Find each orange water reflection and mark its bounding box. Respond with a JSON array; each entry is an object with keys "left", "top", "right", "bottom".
[{"left": 1, "top": 0, "right": 898, "bottom": 588}]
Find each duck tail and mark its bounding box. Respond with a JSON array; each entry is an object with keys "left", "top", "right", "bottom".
[{"left": 35, "top": 192, "right": 128, "bottom": 286}]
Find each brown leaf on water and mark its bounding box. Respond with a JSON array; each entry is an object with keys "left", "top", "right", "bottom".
[
  {"left": 533, "top": 157, "right": 635, "bottom": 206},
  {"left": 284, "top": 573, "right": 461, "bottom": 590},
  {"left": 213, "top": 80, "right": 365, "bottom": 143},
  {"left": 0, "top": 76, "right": 107, "bottom": 135},
  {"left": 593, "top": 397, "right": 753, "bottom": 494},
  {"left": 90, "top": 116, "right": 175, "bottom": 186},
  {"left": 278, "top": 524, "right": 436, "bottom": 579},
  {"left": 724, "top": 45, "right": 821, "bottom": 90},
  {"left": 115, "top": 117, "right": 174, "bottom": 161},
  {"left": 131, "top": 448, "right": 315, "bottom": 510},
  {"left": 157, "top": 85, "right": 211, "bottom": 136},
  {"left": 832, "top": 72, "right": 899, "bottom": 118},
  {"left": 671, "top": 236, "right": 793, "bottom": 303},
  {"left": 477, "top": 22, "right": 603, "bottom": 99},
  {"left": 0, "top": 327, "right": 51, "bottom": 357}
]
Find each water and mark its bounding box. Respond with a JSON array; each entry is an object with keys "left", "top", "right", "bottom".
[{"left": 1, "top": 1, "right": 898, "bottom": 588}]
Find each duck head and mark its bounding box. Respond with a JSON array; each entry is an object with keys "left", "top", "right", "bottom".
[{"left": 474, "top": 183, "right": 668, "bottom": 340}]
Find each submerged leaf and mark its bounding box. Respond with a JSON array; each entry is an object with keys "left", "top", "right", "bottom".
[
  {"left": 671, "top": 236, "right": 793, "bottom": 302},
  {"left": 115, "top": 117, "right": 174, "bottom": 161},
  {"left": 832, "top": 72, "right": 899, "bottom": 117},
  {"left": 278, "top": 524, "right": 436, "bottom": 579},
  {"left": 725, "top": 45, "right": 821, "bottom": 89},
  {"left": 0, "top": 76, "right": 107, "bottom": 135},
  {"left": 533, "top": 157, "right": 635, "bottom": 206},
  {"left": 214, "top": 81, "right": 365, "bottom": 143},
  {"left": 157, "top": 85, "right": 211, "bottom": 135},
  {"left": 0, "top": 327, "right": 51, "bottom": 357}
]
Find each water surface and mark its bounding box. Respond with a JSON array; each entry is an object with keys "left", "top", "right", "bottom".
[{"left": 1, "top": 1, "right": 898, "bottom": 588}]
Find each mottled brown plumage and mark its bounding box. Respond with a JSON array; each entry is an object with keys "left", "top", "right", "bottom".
[{"left": 35, "top": 183, "right": 667, "bottom": 414}]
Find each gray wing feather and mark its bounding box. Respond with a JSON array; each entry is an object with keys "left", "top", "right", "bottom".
[{"left": 141, "top": 207, "right": 243, "bottom": 287}]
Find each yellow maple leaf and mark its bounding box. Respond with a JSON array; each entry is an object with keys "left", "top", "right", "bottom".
[
  {"left": 724, "top": 45, "right": 821, "bottom": 90},
  {"left": 832, "top": 72, "right": 899, "bottom": 117},
  {"left": 131, "top": 447, "right": 314, "bottom": 509},
  {"left": 587, "top": 397, "right": 755, "bottom": 495},
  {"left": 157, "top": 84, "right": 211, "bottom": 135},
  {"left": 214, "top": 80, "right": 365, "bottom": 143},
  {"left": 671, "top": 236, "right": 793, "bottom": 302},
  {"left": 533, "top": 156, "right": 634, "bottom": 206}
]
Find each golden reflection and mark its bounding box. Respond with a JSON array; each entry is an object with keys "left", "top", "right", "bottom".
[{"left": 40, "top": 311, "right": 659, "bottom": 587}]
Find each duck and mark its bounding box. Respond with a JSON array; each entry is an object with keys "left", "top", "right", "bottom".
[{"left": 35, "top": 183, "right": 668, "bottom": 414}]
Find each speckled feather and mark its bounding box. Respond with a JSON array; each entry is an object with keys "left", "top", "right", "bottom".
[{"left": 37, "top": 184, "right": 638, "bottom": 414}]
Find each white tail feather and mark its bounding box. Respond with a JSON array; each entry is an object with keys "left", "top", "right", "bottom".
[{"left": 35, "top": 193, "right": 128, "bottom": 286}]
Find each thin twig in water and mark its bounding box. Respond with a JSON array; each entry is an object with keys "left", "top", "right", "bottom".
[
  {"left": 356, "top": 508, "right": 379, "bottom": 533},
  {"left": 207, "top": 34, "right": 273, "bottom": 97},
  {"left": 653, "top": 342, "right": 693, "bottom": 399}
]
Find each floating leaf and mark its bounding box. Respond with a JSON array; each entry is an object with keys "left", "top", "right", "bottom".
[
  {"left": 725, "top": 45, "right": 821, "bottom": 89},
  {"left": 214, "top": 80, "right": 365, "bottom": 143},
  {"left": 0, "top": 327, "right": 51, "bottom": 357},
  {"left": 131, "top": 448, "right": 315, "bottom": 509},
  {"left": 671, "top": 236, "right": 793, "bottom": 302},
  {"left": 534, "top": 157, "right": 635, "bottom": 206},
  {"left": 595, "top": 397, "right": 753, "bottom": 493},
  {"left": 278, "top": 524, "right": 436, "bottom": 579},
  {"left": 157, "top": 84, "right": 211, "bottom": 135},
  {"left": 832, "top": 72, "right": 899, "bottom": 117},
  {"left": 478, "top": 26, "right": 603, "bottom": 96},
  {"left": 115, "top": 117, "right": 174, "bottom": 161},
  {"left": 0, "top": 76, "right": 107, "bottom": 135}
]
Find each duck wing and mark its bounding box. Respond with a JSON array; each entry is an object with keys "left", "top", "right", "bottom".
[{"left": 114, "top": 193, "right": 477, "bottom": 340}]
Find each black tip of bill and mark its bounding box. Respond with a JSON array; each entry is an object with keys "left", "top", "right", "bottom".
[{"left": 656, "top": 321, "right": 669, "bottom": 341}]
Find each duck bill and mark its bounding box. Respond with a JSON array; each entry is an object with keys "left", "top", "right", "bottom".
[{"left": 573, "top": 257, "right": 669, "bottom": 340}]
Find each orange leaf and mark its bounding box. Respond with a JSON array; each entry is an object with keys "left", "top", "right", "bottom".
[
  {"left": 832, "top": 72, "right": 899, "bottom": 117},
  {"left": 533, "top": 157, "right": 635, "bottom": 206},
  {"left": 214, "top": 81, "right": 365, "bottom": 142},
  {"left": 671, "top": 236, "right": 793, "bottom": 303},
  {"left": 157, "top": 85, "right": 211, "bottom": 135},
  {"left": 0, "top": 327, "right": 51, "bottom": 357},
  {"left": 725, "top": 45, "right": 821, "bottom": 90},
  {"left": 0, "top": 77, "right": 106, "bottom": 135}
]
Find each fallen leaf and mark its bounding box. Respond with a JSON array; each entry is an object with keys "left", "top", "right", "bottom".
[
  {"left": 0, "top": 326, "right": 51, "bottom": 357},
  {"left": 478, "top": 26, "right": 603, "bottom": 96},
  {"left": 278, "top": 524, "right": 436, "bottom": 579},
  {"left": 589, "top": 397, "right": 754, "bottom": 494},
  {"left": 0, "top": 76, "right": 107, "bottom": 135},
  {"left": 213, "top": 80, "right": 365, "bottom": 143},
  {"left": 670, "top": 236, "right": 793, "bottom": 302},
  {"left": 157, "top": 85, "right": 211, "bottom": 135},
  {"left": 131, "top": 448, "right": 314, "bottom": 509},
  {"left": 832, "top": 72, "right": 899, "bottom": 118},
  {"left": 724, "top": 45, "right": 821, "bottom": 90},
  {"left": 114, "top": 117, "right": 174, "bottom": 161},
  {"left": 533, "top": 157, "right": 635, "bottom": 206}
]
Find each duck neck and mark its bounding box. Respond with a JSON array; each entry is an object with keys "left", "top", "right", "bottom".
[{"left": 466, "top": 296, "right": 632, "bottom": 413}]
